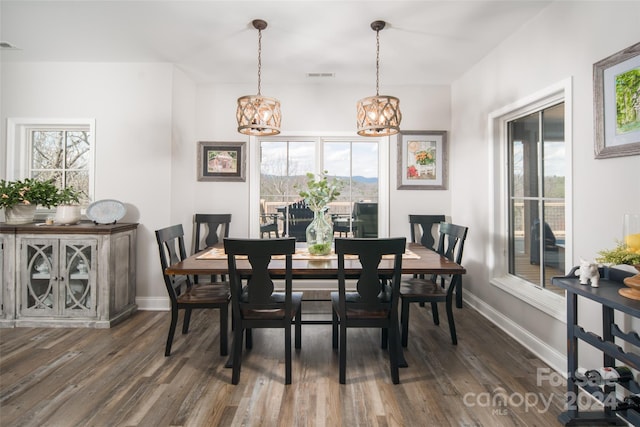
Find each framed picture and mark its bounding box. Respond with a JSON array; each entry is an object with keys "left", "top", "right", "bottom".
[
  {"left": 397, "top": 130, "right": 448, "bottom": 190},
  {"left": 197, "top": 141, "right": 246, "bottom": 182},
  {"left": 594, "top": 41, "right": 640, "bottom": 159}
]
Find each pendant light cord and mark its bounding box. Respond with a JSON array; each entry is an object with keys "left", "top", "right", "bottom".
[
  {"left": 257, "top": 27, "right": 262, "bottom": 96},
  {"left": 375, "top": 28, "right": 380, "bottom": 96}
]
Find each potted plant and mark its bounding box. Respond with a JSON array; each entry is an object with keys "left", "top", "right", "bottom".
[
  {"left": 298, "top": 171, "right": 342, "bottom": 255},
  {"left": 1, "top": 178, "right": 60, "bottom": 224},
  {"left": 53, "top": 186, "right": 83, "bottom": 225},
  {"left": 1, "top": 178, "right": 83, "bottom": 224}
]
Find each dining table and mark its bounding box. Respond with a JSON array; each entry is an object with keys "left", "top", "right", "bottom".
[
  {"left": 165, "top": 242, "right": 466, "bottom": 279},
  {"left": 164, "top": 241, "right": 467, "bottom": 369}
]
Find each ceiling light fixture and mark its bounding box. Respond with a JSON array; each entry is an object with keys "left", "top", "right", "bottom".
[
  {"left": 356, "top": 20, "right": 401, "bottom": 137},
  {"left": 236, "top": 19, "right": 281, "bottom": 136}
]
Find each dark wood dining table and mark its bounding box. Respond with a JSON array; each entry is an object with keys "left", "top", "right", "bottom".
[
  {"left": 165, "top": 242, "right": 466, "bottom": 279},
  {"left": 164, "top": 242, "right": 466, "bottom": 369}
]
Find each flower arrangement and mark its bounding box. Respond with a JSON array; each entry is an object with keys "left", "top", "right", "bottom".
[
  {"left": 297, "top": 171, "right": 342, "bottom": 212},
  {"left": 0, "top": 178, "right": 81, "bottom": 209},
  {"left": 415, "top": 149, "right": 434, "bottom": 166},
  {"left": 596, "top": 241, "right": 640, "bottom": 266}
]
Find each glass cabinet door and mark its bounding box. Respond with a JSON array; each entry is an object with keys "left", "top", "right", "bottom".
[
  {"left": 21, "top": 239, "right": 57, "bottom": 316},
  {"left": 61, "top": 240, "right": 96, "bottom": 316}
]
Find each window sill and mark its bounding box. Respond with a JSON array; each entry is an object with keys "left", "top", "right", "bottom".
[{"left": 490, "top": 274, "right": 566, "bottom": 322}]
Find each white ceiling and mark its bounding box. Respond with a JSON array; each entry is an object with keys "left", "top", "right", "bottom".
[{"left": 0, "top": 1, "right": 552, "bottom": 86}]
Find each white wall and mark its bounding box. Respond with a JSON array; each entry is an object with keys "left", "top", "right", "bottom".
[
  {"left": 451, "top": 1, "right": 640, "bottom": 371},
  {"left": 1, "top": 62, "right": 175, "bottom": 302}
]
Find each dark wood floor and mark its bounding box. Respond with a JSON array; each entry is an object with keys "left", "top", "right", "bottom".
[{"left": 1, "top": 295, "right": 574, "bottom": 426}]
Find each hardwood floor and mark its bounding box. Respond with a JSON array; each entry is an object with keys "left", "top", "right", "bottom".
[{"left": 1, "top": 296, "right": 572, "bottom": 426}]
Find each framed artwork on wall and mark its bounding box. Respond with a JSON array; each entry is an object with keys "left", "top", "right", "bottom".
[
  {"left": 397, "top": 130, "right": 448, "bottom": 190},
  {"left": 197, "top": 141, "right": 246, "bottom": 182},
  {"left": 594, "top": 41, "right": 640, "bottom": 159}
]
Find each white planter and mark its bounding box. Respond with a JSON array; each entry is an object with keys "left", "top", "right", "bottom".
[
  {"left": 55, "top": 205, "right": 81, "bottom": 225},
  {"left": 4, "top": 204, "right": 37, "bottom": 224}
]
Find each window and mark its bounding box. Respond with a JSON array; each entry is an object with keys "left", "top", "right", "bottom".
[
  {"left": 489, "top": 79, "right": 572, "bottom": 319},
  {"left": 508, "top": 103, "right": 565, "bottom": 291},
  {"left": 6, "top": 119, "right": 95, "bottom": 209},
  {"left": 252, "top": 135, "right": 387, "bottom": 239}
]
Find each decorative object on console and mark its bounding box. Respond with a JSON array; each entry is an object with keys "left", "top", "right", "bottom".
[
  {"left": 356, "top": 20, "right": 401, "bottom": 137},
  {"left": 236, "top": 19, "right": 281, "bottom": 136},
  {"left": 597, "top": 213, "right": 640, "bottom": 299},
  {"left": 575, "top": 258, "right": 600, "bottom": 287},
  {"left": 53, "top": 186, "right": 82, "bottom": 225},
  {"left": 86, "top": 199, "right": 126, "bottom": 225},
  {"left": 1, "top": 178, "right": 82, "bottom": 224}
]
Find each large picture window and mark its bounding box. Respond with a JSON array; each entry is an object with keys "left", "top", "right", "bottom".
[
  {"left": 257, "top": 136, "right": 382, "bottom": 240},
  {"left": 489, "top": 79, "right": 572, "bottom": 319},
  {"left": 508, "top": 103, "right": 566, "bottom": 291}
]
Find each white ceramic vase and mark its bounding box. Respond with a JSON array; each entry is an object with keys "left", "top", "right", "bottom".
[{"left": 55, "top": 205, "right": 81, "bottom": 225}]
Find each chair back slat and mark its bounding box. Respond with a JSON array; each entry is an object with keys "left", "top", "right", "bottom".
[
  {"left": 193, "top": 213, "right": 232, "bottom": 252},
  {"left": 224, "top": 238, "right": 296, "bottom": 316},
  {"left": 155, "top": 224, "right": 192, "bottom": 301},
  {"left": 335, "top": 237, "right": 405, "bottom": 312},
  {"left": 432, "top": 222, "right": 469, "bottom": 283},
  {"left": 409, "top": 214, "right": 446, "bottom": 250}
]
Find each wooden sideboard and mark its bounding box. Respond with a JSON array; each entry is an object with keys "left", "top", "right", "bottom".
[{"left": 0, "top": 221, "right": 138, "bottom": 328}]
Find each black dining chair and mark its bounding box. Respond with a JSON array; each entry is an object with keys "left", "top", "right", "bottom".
[
  {"left": 400, "top": 222, "right": 468, "bottom": 346},
  {"left": 409, "top": 214, "right": 446, "bottom": 251},
  {"left": 224, "top": 237, "right": 302, "bottom": 385},
  {"left": 155, "top": 224, "right": 230, "bottom": 357},
  {"left": 331, "top": 237, "right": 406, "bottom": 384},
  {"left": 193, "top": 213, "right": 231, "bottom": 283}
]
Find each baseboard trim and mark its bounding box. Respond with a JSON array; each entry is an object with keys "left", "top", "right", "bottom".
[
  {"left": 463, "top": 291, "right": 566, "bottom": 375},
  {"left": 136, "top": 296, "right": 170, "bottom": 311}
]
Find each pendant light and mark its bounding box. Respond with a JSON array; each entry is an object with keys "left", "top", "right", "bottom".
[
  {"left": 236, "top": 19, "right": 281, "bottom": 136},
  {"left": 356, "top": 20, "right": 401, "bottom": 137}
]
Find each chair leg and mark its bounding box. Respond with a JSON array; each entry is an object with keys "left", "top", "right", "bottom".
[
  {"left": 401, "top": 299, "right": 410, "bottom": 347},
  {"left": 381, "top": 327, "right": 388, "bottom": 349},
  {"left": 285, "top": 323, "right": 292, "bottom": 385},
  {"left": 339, "top": 323, "right": 347, "bottom": 384},
  {"left": 332, "top": 310, "right": 338, "bottom": 349},
  {"left": 182, "top": 308, "right": 192, "bottom": 334},
  {"left": 165, "top": 308, "right": 179, "bottom": 356},
  {"left": 446, "top": 297, "right": 458, "bottom": 345},
  {"left": 388, "top": 320, "right": 400, "bottom": 384},
  {"left": 431, "top": 302, "right": 440, "bottom": 325},
  {"left": 295, "top": 309, "right": 302, "bottom": 350},
  {"left": 219, "top": 305, "right": 228, "bottom": 356},
  {"left": 456, "top": 276, "right": 463, "bottom": 309},
  {"left": 231, "top": 326, "right": 244, "bottom": 384},
  {"left": 246, "top": 328, "right": 253, "bottom": 349}
]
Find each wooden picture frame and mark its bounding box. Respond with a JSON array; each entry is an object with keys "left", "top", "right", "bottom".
[
  {"left": 594, "top": 41, "right": 640, "bottom": 159},
  {"left": 197, "top": 141, "right": 246, "bottom": 182},
  {"left": 397, "top": 130, "right": 448, "bottom": 190}
]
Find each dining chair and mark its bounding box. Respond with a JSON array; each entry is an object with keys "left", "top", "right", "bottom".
[
  {"left": 400, "top": 222, "right": 468, "bottom": 346},
  {"left": 193, "top": 213, "right": 231, "bottom": 282},
  {"left": 331, "top": 237, "right": 406, "bottom": 384},
  {"left": 224, "top": 237, "right": 302, "bottom": 385},
  {"left": 155, "top": 224, "right": 230, "bottom": 357},
  {"left": 259, "top": 200, "right": 280, "bottom": 238},
  {"left": 409, "top": 214, "right": 446, "bottom": 251}
]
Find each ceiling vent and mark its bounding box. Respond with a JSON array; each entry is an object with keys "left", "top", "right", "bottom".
[{"left": 306, "top": 72, "right": 335, "bottom": 78}]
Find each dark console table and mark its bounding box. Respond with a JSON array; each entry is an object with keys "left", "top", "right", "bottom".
[{"left": 552, "top": 266, "right": 639, "bottom": 426}]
